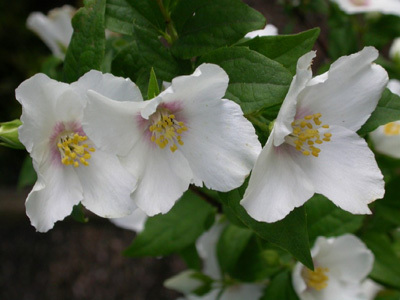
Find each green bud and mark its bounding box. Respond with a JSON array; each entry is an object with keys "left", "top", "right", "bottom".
[
  {"left": 0, "top": 119, "right": 25, "bottom": 149},
  {"left": 260, "top": 249, "right": 280, "bottom": 266}
]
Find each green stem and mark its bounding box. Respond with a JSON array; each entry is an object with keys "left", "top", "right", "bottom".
[{"left": 156, "top": 0, "right": 178, "bottom": 44}]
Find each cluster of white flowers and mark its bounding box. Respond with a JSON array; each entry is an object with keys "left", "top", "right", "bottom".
[
  {"left": 331, "top": 0, "right": 400, "bottom": 16},
  {"left": 16, "top": 64, "right": 261, "bottom": 232}
]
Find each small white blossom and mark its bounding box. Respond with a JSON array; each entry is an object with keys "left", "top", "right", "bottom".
[
  {"left": 292, "top": 234, "right": 378, "bottom": 300},
  {"left": 369, "top": 79, "right": 400, "bottom": 159},
  {"left": 241, "top": 47, "right": 387, "bottom": 223},
  {"left": 27, "top": 5, "right": 75, "bottom": 59},
  {"left": 83, "top": 64, "right": 262, "bottom": 216},
  {"left": 165, "top": 220, "right": 264, "bottom": 300},
  {"left": 390, "top": 38, "right": 400, "bottom": 62},
  {"left": 16, "top": 70, "right": 140, "bottom": 232},
  {"left": 330, "top": 0, "right": 400, "bottom": 16}
]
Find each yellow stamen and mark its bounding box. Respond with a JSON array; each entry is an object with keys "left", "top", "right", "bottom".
[
  {"left": 302, "top": 267, "right": 329, "bottom": 291},
  {"left": 57, "top": 132, "right": 94, "bottom": 167},
  {"left": 383, "top": 122, "right": 400, "bottom": 136}
]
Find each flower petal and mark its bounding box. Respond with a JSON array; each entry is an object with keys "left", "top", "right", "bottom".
[
  {"left": 241, "top": 136, "right": 315, "bottom": 223},
  {"left": 72, "top": 70, "right": 143, "bottom": 102},
  {"left": 273, "top": 51, "right": 316, "bottom": 146},
  {"left": 161, "top": 63, "right": 229, "bottom": 108},
  {"left": 314, "top": 235, "right": 374, "bottom": 283},
  {"left": 296, "top": 125, "right": 384, "bottom": 214},
  {"left": 369, "top": 121, "right": 400, "bottom": 159},
  {"left": 297, "top": 47, "right": 388, "bottom": 132},
  {"left": 122, "top": 138, "right": 193, "bottom": 216},
  {"left": 15, "top": 73, "right": 70, "bottom": 162},
  {"left": 220, "top": 284, "right": 264, "bottom": 300},
  {"left": 77, "top": 149, "right": 137, "bottom": 218},
  {"left": 110, "top": 208, "right": 148, "bottom": 232},
  {"left": 83, "top": 90, "right": 147, "bottom": 156},
  {"left": 331, "top": 0, "right": 400, "bottom": 16},
  {"left": 26, "top": 153, "right": 83, "bottom": 232},
  {"left": 179, "top": 99, "right": 261, "bottom": 191}
]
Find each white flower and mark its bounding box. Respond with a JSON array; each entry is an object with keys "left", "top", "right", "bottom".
[
  {"left": 83, "top": 64, "right": 262, "bottom": 216},
  {"left": 369, "top": 79, "right": 400, "bottom": 159},
  {"left": 241, "top": 47, "right": 387, "bottom": 223},
  {"left": 330, "top": 0, "right": 400, "bottom": 16},
  {"left": 27, "top": 5, "right": 75, "bottom": 59},
  {"left": 165, "top": 220, "right": 264, "bottom": 300},
  {"left": 244, "top": 24, "right": 278, "bottom": 39},
  {"left": 292, "top": 234, "right": 376, "bottom": 300},
  {"left": 15, "top": 70, "right": 141, "bottom": 232},
  {"left": 110, "top": 208, "right": 148, "bottom": 232},
  {"left": 390, "top": 38, "right": 400, "bottom": 62}
]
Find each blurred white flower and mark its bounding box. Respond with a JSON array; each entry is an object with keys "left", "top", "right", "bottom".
[
  {"left": 27, "top": 5, "right": 75, "bottom": 59},
  {"left": 241, "top": 47, "right": 387, "bottom": 223},
  {"left": 292, "top": 234, "right": 378, "bottom": 300},
  {"left": 369, "top": 79, "right": 400, "bottom": 158},
  {"left": 330, "top": 0, "right": 400, "bottom": 16},
  {"left": 389, "top": 38, "right": 400, "bottom": 62},
  {"left": 83, "top": 64, "right": 261, "bottom": 217},
  {"left": 15, "top": 70, "right": 140, "bottom": 232},
  {"left": 165, "top": 220, "right": 264, "bottom": 300},
  {"left": 245, "top": 24, "right": 278, "bottom": 38},
  {"left": 110, "top": 208, "right": 148, "bottom": 232}
]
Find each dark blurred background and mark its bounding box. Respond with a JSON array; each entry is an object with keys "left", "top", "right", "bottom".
[{"left": 0, "top": 1, "right": 328, "bottom": 299}]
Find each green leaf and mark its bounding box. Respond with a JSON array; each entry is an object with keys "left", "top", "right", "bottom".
[
  {"left": 63, "top": 0, "right": 106, "bottom": 83},
  {"left": 17, "top": 155, "right": 37, "bottom": 189},
  {"left": 147, "top": 67, "right": 160, "bottom": 99},
  {"left": 362, "top": 233, "right": 400, "bottom": 289},
  {"left": 260, "top": 271, "right": 300, "bottom": 300},
  {"left": 70, "top": 203, "right": 89, "bottom": 223},
  {"left": 200, "top": 47, "right": 293, "bottom": 115},
  {"left": 105, "top": 0, "right": 164, "bottom": 35},
  {"left": 171, "top": 0, "right": 265, "bottom": 58},
  {"left": 216, "top": 224, "right": 253, "bottom": 274},
  {"left": 124, "top": 191, "right": 216, "bottom": 257},
  {"left": 306, "top": 194, "right": 364, "bottom": 244},
  {"left": 238, "top": 28, "right": 320, "bottom": 74},
  {"left": 358, "top": 88, "right": 400, "bottom": 136},
  {"left": 218, "top": 186, "right": 313, "bottom": 269},
  {"left": 179, "top": 244, "right": 202, "bottom": 271}
]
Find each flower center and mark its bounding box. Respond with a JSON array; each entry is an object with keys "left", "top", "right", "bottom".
[
  {"left": 383, "top": 122, "right": 400, "bottom": 136},
  {"left": 302, "top": 267, "right": 329, "bottom": 291},
  {"left": 350, "top": 0, "right": 368, "bottom": 6},
  {"left": 288, "top": 113, "right": 331, "bottom": 157},
  {"left": 149, "top": 108, "right": 187, "bottom": 153},
  {"left": 57, "top": 132, "right": 95, "bottom": 167}
]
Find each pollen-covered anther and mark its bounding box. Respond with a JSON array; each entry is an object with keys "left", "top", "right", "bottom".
[
  {"left": 302, "top": 267, "right": 329, "bottom": 291},
  {"left": 383, "top": 122, "right": 400, "bottom": 136},
  {"left": 289, "top": 113, "right": 331, "bottom": 158},
  {"left": 57, "top": 132, "right": 95, "bottom": 167},
  {"left": 149, "top": 108, "right": 187, "bottom": 153}
]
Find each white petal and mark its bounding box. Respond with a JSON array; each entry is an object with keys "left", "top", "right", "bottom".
[
  {"left": 273, "top": 51, "right": 316, "bottom": 146},
  {"left": 54, "top": 88, "right": 85, "bottom": 123},
  {"left": 331, "top": 0, "right": 400, "bottom": 16},
  {"left": 314, "top": 235, "right": 374, "bottom": 283},
  {"left": 72, "top": 70, "right": 143, "bottom": 102},
  {"left": 83, "top": 90, "right": 146, "bottom": 156},
  {"left": 123, "top": 138, "right": 193, "bottom": 216},
  {"left": 388, "top": 79, "right": 400, "bottom": 95},
  {"left": 110, "top": 208, "right": 148, "bottom": 232},
  {"left": 77, "top": 149, "right": 137, "bottom": 218},
  {"left": 358, "top": 279, "right": 382, "bottom": 300},
  {"left": 292, "top": 261, "right": 308, "bottom": 296},
  {"left": 296, "top": 125, "right": 384, "bottom": 214},
  {"left": 244, "top": 24, "right": 278, "bottom": 38},
  {"left": 161, "top": 63, "right": 229, "bottom": 108},
  {"left": 15, "top": 73, "right": 70, "bottom": 162},
  {"left": 369, "top": 121, "right": 400, "bottom": 159},
  {"left": 164, "top": 270, "right": 203, "bottom": 295},
  {"left": 297, "top": 47, "right": 388, "bottom": 132},
  {"left": 179, "top": 99, "right": 261, "bottom": 191},
  {"left": 196, "top": 219, "right": 226, "bottom": 279},
  {"left": 26, "top": 152, "right": 83, "bottom": 232},
  {"left": 241, "top": 136, "right": 315, "bottom": 223},
  {"left": 26, "top": 6, "right": 74, "bottom": 58},
  {"left": 220, "top": 284, "right": 264, "bottom": 300}
]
